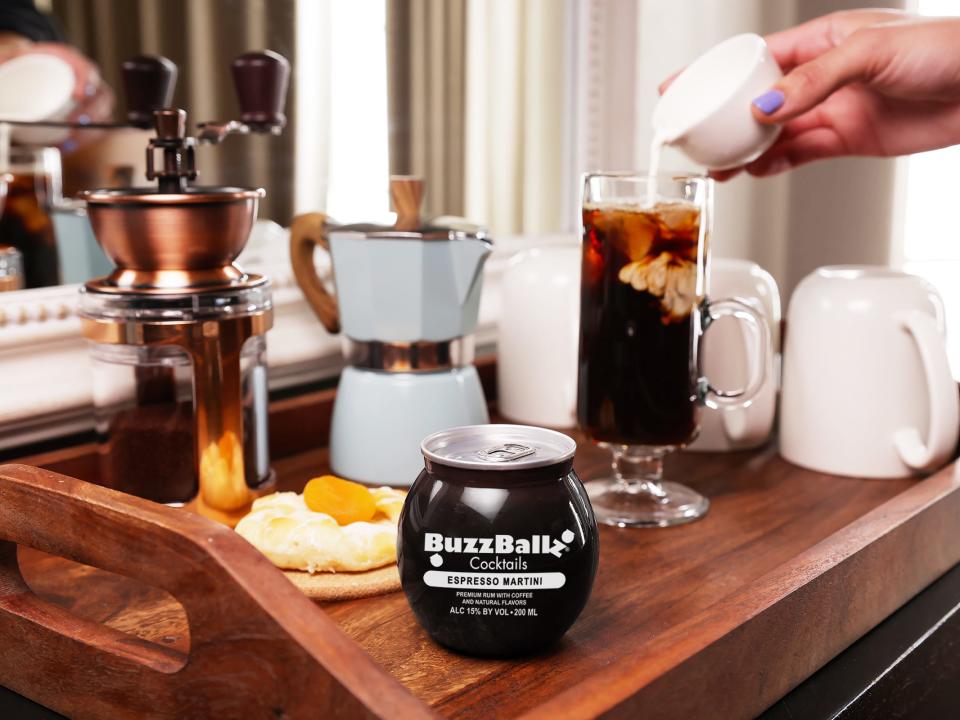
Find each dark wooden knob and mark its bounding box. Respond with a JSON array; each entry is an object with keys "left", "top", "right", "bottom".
[
  {"left": 153, "top": 108, "right": 186, "bottom": 140},
  {"left": 122, "top": 55, "right": 178, "bottom": 128},
  {"left": 231, "top": 51, "right": 290, "bottom": 129}
]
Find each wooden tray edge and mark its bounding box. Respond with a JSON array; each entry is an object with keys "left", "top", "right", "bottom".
[{"left": 519, "top": 462, "right": 960, "bottom": 719}]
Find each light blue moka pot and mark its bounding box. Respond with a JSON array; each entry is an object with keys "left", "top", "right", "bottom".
[{"left": 290, "top": 177, "right": 492, "bottom": 486}]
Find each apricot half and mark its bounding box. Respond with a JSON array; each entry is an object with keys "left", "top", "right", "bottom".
[{"left": 303, "top": 475, "right": 377, "bottom": 525}]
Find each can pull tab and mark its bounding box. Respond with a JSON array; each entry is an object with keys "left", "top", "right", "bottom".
[{"left": 476, "top": 443, "right": 536, "bottom": 463}]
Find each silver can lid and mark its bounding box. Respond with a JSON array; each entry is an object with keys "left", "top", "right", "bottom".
[{"left": 421, "top": 424, "right": 576, "bottom": 471}]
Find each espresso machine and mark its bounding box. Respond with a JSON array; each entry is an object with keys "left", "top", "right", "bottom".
[
  {"left": 290, "top": 178, "right": 492, "bottom": 486},
  {"left": 69, "top": 52, "right": 290, "bottom": 526}
]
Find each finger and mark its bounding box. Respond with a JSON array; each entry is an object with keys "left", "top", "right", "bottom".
[
  {"left": 658, "top": 70, "right": 681, "bottom": 96},
  {"left": 764, "top": 15, "right": 843, "bottom": 72},
  {"left": 744, "top": 127, "right": 847, "bottom": 176},
  {"left": 68, "top": 83, "right": 115, "bottom": 126},
  {"left": 750, "top": 32, "right": 876, "bottom": 125},
  {"left": 74, "top": 66, "right": 101, "bottom": 102},
  {"left": 775, "top": 107, "right": 833, "bottom": 140},
  {"left": 764, "top": 9, "right": 906, "bottom": 71},
  {"left": 0, "top": 31, "right": 31, "bottom": 60},
  {"left": 732, "top": 104, "right": 839, "bottom": 171},
  {"left": 708, "top": 167, "right": 744, "bottom": 182}
]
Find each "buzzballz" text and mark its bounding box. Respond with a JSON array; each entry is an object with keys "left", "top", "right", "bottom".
[{"left": 424, "top": 532, "right": 570, "bottom": 559}]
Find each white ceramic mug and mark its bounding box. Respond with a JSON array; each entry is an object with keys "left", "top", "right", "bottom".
[
  {"left": 687, "top": 258, "right": 780, "bottom": 452},
  {"left": 780, "top": 266, "right": 958, "bottom": 478},
  {"left": 497, "top": 246, "right": 580, "bottom": 428},
  {"left": 653, "top": 33, "right": 783, "bottom": 170}
]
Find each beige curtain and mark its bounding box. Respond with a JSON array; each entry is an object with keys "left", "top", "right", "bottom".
[
  {"left": 49, "top": 0, "right": 297, "bottom": 223},
  {"left": 463, "top": 0, "right": 568, "bottom": 236},
  {"left": 386, "top": 0, "right": 467, "bottom": 218},
  {"left": 386, "top": 0, "right": 568, "bottom": 234}
]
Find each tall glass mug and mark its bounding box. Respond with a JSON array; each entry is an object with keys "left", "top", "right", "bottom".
[{"left": 578, "top": 172, "right": 767, "bottom": 527}]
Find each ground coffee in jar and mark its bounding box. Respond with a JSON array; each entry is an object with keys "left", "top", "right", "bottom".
[{"left": 398, "top": 424, "right": 599, "bottom": 657}]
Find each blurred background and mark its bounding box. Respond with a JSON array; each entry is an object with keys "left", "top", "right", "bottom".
[
  {"left": 37, "top": 0, "right": 954, "bottom": 300},
  {"left": 2, "top": 0, "right": 957, "bottom": 445}
]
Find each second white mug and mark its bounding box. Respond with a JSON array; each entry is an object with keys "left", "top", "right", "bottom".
[
  {"left": 497, "top": 246, "right": 580, "bottom": 428},
  {"left": 686, "top": 258, "right": 780, "bottom": 452},
  {"left": 780, "top": 266, "right": 958, "bottom": 478}
]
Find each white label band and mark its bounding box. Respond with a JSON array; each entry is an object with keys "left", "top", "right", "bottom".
[{"left": 423, "top": 571, "right": 566, "bottom": 589}]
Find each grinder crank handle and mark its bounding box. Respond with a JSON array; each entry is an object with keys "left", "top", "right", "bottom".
[
  {"left": 231, "top": 50, "right": 290, "bottom": 130},
  {"left": 121, "top": 55, "right": 178, "bottom": 128}
]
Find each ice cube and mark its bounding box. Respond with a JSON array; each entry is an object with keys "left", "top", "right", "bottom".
[
  {"left": 610, "top": 208, "right": 656, "bottom": 261},
  {"left": 654, "top": 201, "right": 700, "bottom": 234}
]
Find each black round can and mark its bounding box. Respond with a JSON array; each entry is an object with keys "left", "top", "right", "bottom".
[{"left": 398, "top": 424, "right": 599, "bottom": 657}]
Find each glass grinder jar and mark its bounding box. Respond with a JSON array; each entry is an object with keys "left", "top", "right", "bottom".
[{"left": 81, "top": 276, "right": 273, "bottom": 521}]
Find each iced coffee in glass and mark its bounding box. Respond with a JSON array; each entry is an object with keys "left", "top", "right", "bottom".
[{"left": 578, "top": 172, "right": 768, "bottom": 527}]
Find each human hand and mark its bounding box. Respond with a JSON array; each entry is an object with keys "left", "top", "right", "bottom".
[{"left": 661, "top": 10, "right": 960, "bottom": 179}]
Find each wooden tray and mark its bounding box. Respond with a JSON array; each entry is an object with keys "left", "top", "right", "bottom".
[{"left": 3, "top": 378, "right": 960, "bottom": 719}]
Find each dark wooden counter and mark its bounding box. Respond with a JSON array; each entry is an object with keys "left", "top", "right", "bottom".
[{"left": 4, "top": 381, "right": 960, "bottom": 718}]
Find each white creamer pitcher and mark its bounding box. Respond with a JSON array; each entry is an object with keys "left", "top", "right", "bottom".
[{"left": 653, "top": 33, "right": 783, "bottom": 170}]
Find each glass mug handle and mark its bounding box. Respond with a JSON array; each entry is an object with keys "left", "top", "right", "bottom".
[{"left": 698, "top": 297, "right": 770, "bottom": 410}]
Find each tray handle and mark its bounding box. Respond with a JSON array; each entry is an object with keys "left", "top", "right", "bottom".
[{"left": 0, "top": 464, "right": 434, "bottom": 720}]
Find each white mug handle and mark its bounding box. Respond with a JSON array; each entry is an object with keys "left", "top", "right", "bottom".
[
  {"left": 892, "top": 309, "right": 959, "bottom": 472},
  {"left": 720, "top": 298, "right": 773, "bottom": 443},
  {"left": 700, "top": 297, "right": 769, "bottom": 410}
]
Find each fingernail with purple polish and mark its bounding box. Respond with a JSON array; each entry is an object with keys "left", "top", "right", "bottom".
[{"left": 752, "top": 89, "right": 785, "bottom": 115}]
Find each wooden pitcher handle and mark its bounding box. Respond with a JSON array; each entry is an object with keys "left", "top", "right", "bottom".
[
  {"left": 289, "top": 212, "right": 341, "bottom": 334},
  {"left": 0, "top": 464, "right": 433, "bottom": 719}
]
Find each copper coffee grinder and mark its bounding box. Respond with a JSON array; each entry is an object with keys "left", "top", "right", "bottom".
[{"left": 76, "top": 52, "right": 290, "bottom": 526}]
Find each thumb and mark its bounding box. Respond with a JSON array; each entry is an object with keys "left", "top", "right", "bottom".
[{"left": 750, "top": 33, "right": 870, "bottom": 123}]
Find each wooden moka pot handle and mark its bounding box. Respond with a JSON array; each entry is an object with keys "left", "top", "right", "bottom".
[
  {"left": 390, "top": 176, "right": 423, "bottom": 231},
  {"left": 289, "top": 213, "right": 340, "bottom": 334}
]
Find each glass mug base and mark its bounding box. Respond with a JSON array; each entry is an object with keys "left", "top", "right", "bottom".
[{"left": 586, "top": 478, "right": 709, "bottom": 528}]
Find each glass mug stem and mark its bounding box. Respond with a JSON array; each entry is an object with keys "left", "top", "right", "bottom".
[
  {"left": 592, "top": 441, "right": 709, "bottom": 526},
  {"left": 611, "top": 445, "right": 668, "bottom": 501}
]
